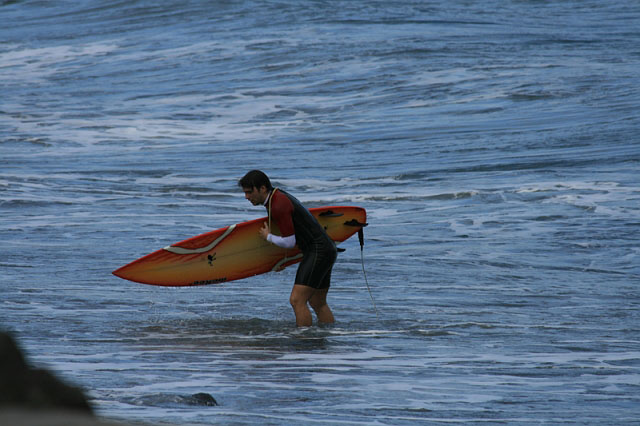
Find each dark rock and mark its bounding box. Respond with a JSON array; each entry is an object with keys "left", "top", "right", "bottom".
[
  {"left": 189, "top": 392, "right": 218, "bottom": 406},
  {"left": 0, "top": 331, "right": 92, "bottom": 413}
]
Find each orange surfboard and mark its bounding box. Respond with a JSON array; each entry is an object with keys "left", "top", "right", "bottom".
[{"left": 112, "top": 206, "right": 367, "bottom": 286}]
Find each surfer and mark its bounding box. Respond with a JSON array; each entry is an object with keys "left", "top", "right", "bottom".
[{"left": 239, "top": 170, "right": 338, "bottom": 327}]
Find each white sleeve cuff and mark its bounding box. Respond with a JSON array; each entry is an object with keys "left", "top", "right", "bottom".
[{"left": 267, "top": 233, "right": 296, "bottom": 249}]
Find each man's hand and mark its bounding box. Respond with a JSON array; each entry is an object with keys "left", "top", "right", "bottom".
[{"left": 259, "top": 222, "right": 270, "bottom": 240}]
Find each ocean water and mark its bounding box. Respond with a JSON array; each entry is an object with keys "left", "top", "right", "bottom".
[{"left": 1, "top": 0, "right": 639, "bottom": 424}]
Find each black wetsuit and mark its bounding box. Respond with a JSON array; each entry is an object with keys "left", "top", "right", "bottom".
[{"left": 267, "top": 189, "right": 337, "bottom": 289}]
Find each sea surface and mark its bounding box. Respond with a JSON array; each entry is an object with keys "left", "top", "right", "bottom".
[{"left": 1, "top": 1, "right": 639, "bottom": 424}]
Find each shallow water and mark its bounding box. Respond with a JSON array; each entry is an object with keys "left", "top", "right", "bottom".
[{"left": 2, "top": 0, "right": 639, "bottom": 424}]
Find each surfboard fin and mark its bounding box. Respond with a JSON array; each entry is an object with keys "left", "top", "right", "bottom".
[
  {"left": 344, "top": 219, "right": 367, "bottom": 249},
  {"left": 319, "top": 210, "right": 344, "bottom": 217},
  {"left": 343, "top": 219, "right": 368, "bottom": 227}
]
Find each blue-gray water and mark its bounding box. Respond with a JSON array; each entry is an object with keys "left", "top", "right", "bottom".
[{"left": 2, "top": 1, "right": 639, "bottom": 424}]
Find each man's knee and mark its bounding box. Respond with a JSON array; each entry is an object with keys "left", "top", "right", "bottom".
[
  {"left": 309, "top": 291, "right": 329, "bottom": 310},
  {"left": 289, "top": 293, "right": 303, "bottom": 307},
  {"left": 290, "top": 285, "right": 312, "bottom": 307},
  {"left": 308, "top": 298, "right": 325, "bottom": 311}
]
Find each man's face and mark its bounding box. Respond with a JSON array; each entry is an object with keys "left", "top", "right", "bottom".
[{"left": 243, "top": 185, "right": 269, "bottom": 206}]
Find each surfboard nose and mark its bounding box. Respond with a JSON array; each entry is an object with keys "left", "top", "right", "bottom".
[{"left": 112, "top": 264, "right": 136, "bottom": 282}]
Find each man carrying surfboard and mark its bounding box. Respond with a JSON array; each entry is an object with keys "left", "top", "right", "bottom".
[{"left": 239, "top": 170, "right": 338, "bottom": 327}]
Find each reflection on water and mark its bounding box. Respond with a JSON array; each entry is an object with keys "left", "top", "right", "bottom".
[{"left": 132, "top": 318, "right": 332, "bottom": 354}]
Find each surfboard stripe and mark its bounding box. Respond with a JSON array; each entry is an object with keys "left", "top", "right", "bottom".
[
  {"left": 272, "top": 253, "right": 303, "bottom": 272},
  {"left": 163, "top": 224, "right": 236, "bottom": 254}
]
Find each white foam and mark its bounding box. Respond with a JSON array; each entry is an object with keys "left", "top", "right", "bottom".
[{"left": 0, "top": 42, "right": 119, "bottom": 82}]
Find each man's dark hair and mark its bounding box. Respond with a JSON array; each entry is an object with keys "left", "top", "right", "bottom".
[{"left": 239, "top": 170, "right": 273, "bottom": 191}]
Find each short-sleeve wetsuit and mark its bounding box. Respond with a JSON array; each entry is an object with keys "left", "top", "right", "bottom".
[{"left": 266, "top": 188, "right": 337, "bottom": 289}]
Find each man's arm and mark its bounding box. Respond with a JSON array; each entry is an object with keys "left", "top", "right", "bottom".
[
  {"left": 259, "top": 222, "right": 296, "bottom": 248},
  {"left": 267, "top": 232, "right": 296, "bottom": 249}
]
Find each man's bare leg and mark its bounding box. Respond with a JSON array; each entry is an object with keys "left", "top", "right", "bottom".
[
  {"left": 290, "top": 284, "right": 315, "bottom": 327},
  {"left": 309, "top": 288, "right": 335, "bottom": 324}
]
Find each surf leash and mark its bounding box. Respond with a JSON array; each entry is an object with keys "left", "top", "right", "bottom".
[{"left": 345, "top": 219, "right": 379, "bottom": 319}]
